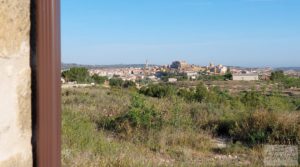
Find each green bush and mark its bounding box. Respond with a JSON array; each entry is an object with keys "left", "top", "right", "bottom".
[
  {"left": 270, "top": 70, "right": 285, "bottom": 81},
  {"left": 265, "top": 95, "right": 294, "bottom": 112},
  {"left": 197, "top": 74, "right": 227, "bottom": 81},
  {"left": 139, "top": 84, "right": 176, "bottom": 98},
  {"left": 283, "top": 77, "right": 300, "bottom": 88},
  {"left": 177, "top": 88, "right": 195, "bottom": 102},
  {"left": 240, "top": 90, "right": 266, "bottom": 111},
  {"left": 224, "top": 72, "right": 233, "bottom": 80},
  {"left": 62, "top": 67, "right": 91, "bottom": 83},
  {"left": 123, "top": 80, "right": 136, "bottom": 88},
  {"left": 100, "top": 94, "right": 163, "bottom": 135},
  {"left": 109, "top": 78, "right": 124, "bottom": 87},
  {"left": 214, "top": 111, "right": 300, "bottom": 145},
  {"left": 194, "top": 82, "right": 208, "bottom": 102},
  {"left": 271, "top": 70, "right": 300, "bottom": 88},
  {"left": 91, "top": 74, "right": 107, "bottom": 84}
]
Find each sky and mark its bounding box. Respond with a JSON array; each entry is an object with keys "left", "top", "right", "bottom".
[{"left": 62, "top": 0, "right": 300, "bottom": 67}]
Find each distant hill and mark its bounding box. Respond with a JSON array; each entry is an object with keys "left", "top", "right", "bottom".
[
  {"left": 62, "top": 63, "right": 158, "bottom": 70},
  {"left": 228, "top": 66, "right": 300, "bottom": 72},
  {"left": 62, "top": 63, "right": 300, "bottom": 72},
  {"left": 275, "top": 67, "right": 300, "bottom": 72}
]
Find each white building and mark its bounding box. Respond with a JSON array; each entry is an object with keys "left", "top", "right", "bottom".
[
  {"left": 232, "top": 74, "right": 259, "bottom": 81},
  {"left": 185, "top": 71, "right": 198, "bottom": 80},
  {"left": 168, "top": 78, "right": 178, "bottom": 83},
  {"left": 219, "top": 66, "right": 228, "bottom": 74}
]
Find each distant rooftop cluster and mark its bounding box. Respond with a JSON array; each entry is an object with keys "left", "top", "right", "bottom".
[
  {"left": 86, "top": 60, "right": 271, "bottom": 82},
  {"left": 62, "top": 60, "right": 300, "bottom": 85}
]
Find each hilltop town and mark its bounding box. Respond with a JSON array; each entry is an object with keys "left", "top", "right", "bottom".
[
  {"left": 62, "top": 60, "right": 285, "bottom": 83},
  {"left": 61, "top": 60, "right": 300, "bottom": 98}
]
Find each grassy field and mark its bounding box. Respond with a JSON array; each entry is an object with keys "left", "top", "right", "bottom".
[
  {"left": 176, "top": 80, "right": 300, "bottom": 97},
  {"left": 62, "top": 83, "right": 299, "bottom": 166}
]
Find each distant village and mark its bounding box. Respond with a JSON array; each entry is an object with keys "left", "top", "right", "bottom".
[
  {"left": 87, "top": 61, "right": 269, "bottom": 82},
  {"left": 62, "top": 60, "right": 300, "bottom": 85}
]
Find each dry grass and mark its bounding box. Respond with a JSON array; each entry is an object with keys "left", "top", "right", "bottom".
[{"left": 62, "top": 86, "right": 299, "bottom": 166}]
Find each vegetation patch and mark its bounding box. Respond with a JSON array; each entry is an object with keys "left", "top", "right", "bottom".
[{"left": 62, "top": 84, "right": 299, "bottom": 166}]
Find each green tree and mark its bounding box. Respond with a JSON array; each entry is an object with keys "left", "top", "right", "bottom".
[
  {"left": 224, "top": 72, "right": 233, "bottom": 80},
  {"left": 177, "top": 88, "right": 195, "bottom": 102},
  {"left": 139, "top": 84, "right": 175, "bottom": 98},
  {"left": 270, "top": 70, "right": 300, "bottom": 88},
  {"left": 123, "top": 80, "right": 136, "bottom": 88},
  {"left": 270, "top": 71, "right": 285, "bottom": 81},
  {"left": 91, "top": 74, "right": 107, "bottom": 84},
  {"left": 62, "top": 67, "right": 90, "bottom": 83},
  {"left": 283, "top": 77, "right": 300, "bottom": 88},
  {"left": 109, "top": 78, "right": 124, "bottom": 87}
]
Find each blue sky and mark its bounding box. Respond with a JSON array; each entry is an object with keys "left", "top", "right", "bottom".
[{"left": 62, "top": 0, "right": 300, "bottom": 67}]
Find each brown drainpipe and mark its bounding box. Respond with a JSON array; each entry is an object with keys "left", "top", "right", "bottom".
[{"left": 31, "top": 0, "right": 61, "bottom": 166}]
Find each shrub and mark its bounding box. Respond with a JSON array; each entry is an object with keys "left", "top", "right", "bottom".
[
  {"left": 62, "top": 67, "right": 91, "bottom": 83},
  {"left": 265, "top": 95, "right": 294, "bottom": 112},
  {"left": 218, "top": 111, "right": 300, "bottom": 145},
  {"left": 224, "top": 72, "right": 233, "bottom": 80},
  {"left": 194, "top": 82, "right": 208, "bottom": 102},
  {"left": 109, "top": 78, "right": 124, "bottom": 87},
  {"left": 91, "top": 74, "right": 107, "bottom": 84},
  {"left": 270, "top": 70, "right": 300, "bottom": 88},
  {"left": 240, "top": 90, "right": 266, "bottom": 111},
  {"left": 100, "top": 94, "right": 163, "bottom": 136},
  {"left": 177, "top": 88, "right": 195, "bottom": 102},
  {"left": 123, "top": 80, "right": 136, "bottom": 88},
  {"left": 139, "top": 84, "right": 175, "bottom": 98},
  {"left": 198, "top": 74, "right": 226, "bottom": 81},
  {"left": 283, "top": 77, "right": 300, "bottom": 88},
  {"left": 270, "top": 70, "right": 285, "bottom": 81}
]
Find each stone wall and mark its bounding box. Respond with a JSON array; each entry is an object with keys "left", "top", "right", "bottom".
[{"left": 0, "top": 0, "right": 32, "bottom": 166}]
